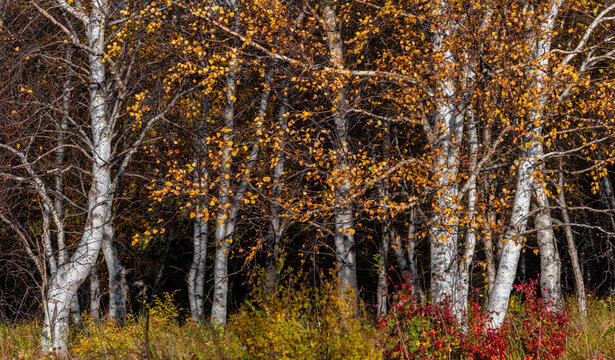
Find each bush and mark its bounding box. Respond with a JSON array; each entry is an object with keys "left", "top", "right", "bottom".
[
  {"left": 230, "top": 269, "right": 380, "bottom": 360},
  {"left": 380, "top": 280, "right": 571, "bottom": 360},
  {"left": 380, "top": 284, "right": 508, "bottom": 360},
  {"left": 73, "top": 292, "right": 181, "bottom": 358},
  {"left": 507, "top": 279, "right": 570, "bottom": 359}
]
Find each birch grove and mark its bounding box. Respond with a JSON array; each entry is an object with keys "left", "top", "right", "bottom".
[{"left": 2, "top": 0, "right": 615, "bottom": 355}]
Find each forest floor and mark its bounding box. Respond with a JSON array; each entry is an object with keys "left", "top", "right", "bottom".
[{"left": 0, "top": 294, "right": 613, "bottom": 359}]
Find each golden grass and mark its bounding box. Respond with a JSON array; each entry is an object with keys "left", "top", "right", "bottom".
[{"left": 0, "top": 295, "right": 614, "bottom": 359}]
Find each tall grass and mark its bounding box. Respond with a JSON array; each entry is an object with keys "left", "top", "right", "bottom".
[
  {"left": 564, "top": 295, "right": 615, "bottom": 360},
  {"left": 0, "top": 293, "right": 613, "bottom": 359}
]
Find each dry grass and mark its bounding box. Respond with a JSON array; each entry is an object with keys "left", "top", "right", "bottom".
[
  {"left": 564, "top": 296, "right": 615, "bottom": 359},
  {"left": 0, "top": 295, "right": 614, "bottom": 359}
]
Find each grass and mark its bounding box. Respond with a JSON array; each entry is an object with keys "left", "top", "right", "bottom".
[
  {"left": 0, "top": 295, "right": 614, "bottom": 359},
  {"left": 565, "top": 296, "right": 615, "bottom": 360}
]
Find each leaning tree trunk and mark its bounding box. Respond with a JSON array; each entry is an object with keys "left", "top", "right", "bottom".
[
  {"left": 42, "top": 1, "right": 111, "bottom": 351},
  {"left": 322, "top": 0, "right": 358, "bottom": 296},
  {"left": 556, "top": 162, "right": 586, "bottom": 314},
  {"left": 485, "top": 0, "right": 562, "bottom": 328},
  {"left": 55, "top": 57, "right": 82, "bottom": 324}
]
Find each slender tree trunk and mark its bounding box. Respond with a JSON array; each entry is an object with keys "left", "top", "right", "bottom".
[
  {"left": 557, "top": 162, "right": 586, "bottom": 314},
  {"left": 377, "top": 225, "right": 390, "bottom": 317},
  {"left": 406, "top": 214, "right": 422, "bottom": 297},
  {"left": 102, "top": 214, "right": 127, "bottom": 324},
  {"left": 211, "top": 48, "right": 239, "bottom": 325},
  {"left": 265, "top": 86, "right": 289, "bottom": 290},
  {"left": 599, "top": 159, "right": 615, "bottom": 295},
  {"left": 518, "top": 248, "right": 526, "bottom": 284},
  {"left": 376, "top": 173, "right": 392, "bottom": 317},
  {"left": 533, "top": 177, "right": 562, "bottom": 309},
  {"left": 454, "top": 114, "right": 479, "bottom": 319},
  {"left": 322, "top": 0, "right": 358, "bottom": 297},
  {"left": 56, "top": 47, "right": 81, "bottom": 324},
  {"left": 391, "top": 208, "right": 422, "bottom": 297},
  {"left": 486, "top": 0, "right": 562, "bottom": 328},
  {"left": 89, "top": 264, "right": 101, "bottom": 320},
  {"left": 42, "top": 1, "right": 111, "bottom": 351},
  {"left": 43, "top": 204, "right": 57, "bottom": 274},
  {"left": 429, "top": 2, "right": 465, "bottom": 315},
  {"left": 211, "top": 60, "right": 272, "bottom": 324},
  {"left": 484, "top": 207, "right": 497, "bottom": 299},
  {"left": 482, "top": 121, "right": 497, "bottom": 300},
  {"left": 485, "top": 147, "right": 534, "bottom": 328},
  {"left": 189, "top": 95, "right": 209, "bottom": 322}
]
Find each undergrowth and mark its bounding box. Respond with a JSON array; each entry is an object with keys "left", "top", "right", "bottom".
[{"left": 0, "top": 279, "right": 611, "bottom": 359}]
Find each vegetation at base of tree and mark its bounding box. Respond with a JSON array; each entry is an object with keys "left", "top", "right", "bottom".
[{"left": 1, "top": 280, "right": 614, "bottom": 359}]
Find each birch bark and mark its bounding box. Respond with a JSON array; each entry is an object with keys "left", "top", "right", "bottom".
[
  {"left": 486, "top": 0, "right": 563, "bottom": 328},
  {"left": 322, "top": 0, "right": 358, "bottom": 295},
  {"left": 265, "top": 85, "right": 289, "bottom": 289},
  {"left": 41, "top": 0, "right": 111, "bottom": 352},
  {"left": 211, "top": 64, "right": 273, "bottom": 324},
  {"left": 454, "top": 113, "right": 479, "bottom": 318},
  {"left": 89, "top": 264, "right": 101, "bottom": 321},
  {"left": 533, "top": 173, "right": 562, "bottom": 309},
  {"left": 189, "top": 95, "right": 210, "bottom": 322},
  {"left": 101, "top": 214, "right": 127, "bottom": 324},
  {"left": 428, "top": 1, "right": 465, "bottom": 314}
]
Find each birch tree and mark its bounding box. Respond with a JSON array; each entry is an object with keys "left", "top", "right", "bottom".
[
  {"left": 486, "top": 0, "right": 564, "bottom": 328},
  {"left": 321, "top": 0, "right": 358, "bottom": 295}
]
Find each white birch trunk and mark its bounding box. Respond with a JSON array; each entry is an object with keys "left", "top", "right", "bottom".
[
  {"left": 189, "top": 96, "right": 209, "bottom": 322},
  {"left": 211, "top": 60, "right": 272, "bottom": 324},
  {"left": 189, "top": 210, "right": 208, "bottom": 322},
  {"left": 43, "top": 204, "right": 57, "bottom": 275},
  {"left": 210, "top": 53, "right": 238, "bottom": 324},
  {"left": 56, "top": 65, "right": 81, "bottom": 324},
  {"left": 101, "top": 214, "right": 127, "bottom": 324},
  {"left": 322, "top": 0, "right": 358, "bottom": 295},
  {"left": 41, "top": 0, "right": 110, "bottom": 353},
  {"left": 265, "top": 87, "right": 289, "bottom": 289},
  {"left": 376, "top": 174, "right": 392, "bottom": 317},
  {"left": 533, "top": 175, "right": 562, "bottom": 309},
  {"left": 486, "top": 1, "right": 562, "bottom": 328},
  {"left": 377, "top": 221, "right": 390, "bottom": 317},
  {"left": 406, "top": 212, "right": 422, "bottom": 297},
  {"left": 429, "top": 1, "right": 465, "bottom": 314},
  {"left": 454, "top": 114, "right": 479, "bottom": 319},
  {"left": 89, "top": 264, "right": 101, "bottom": 320}
]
